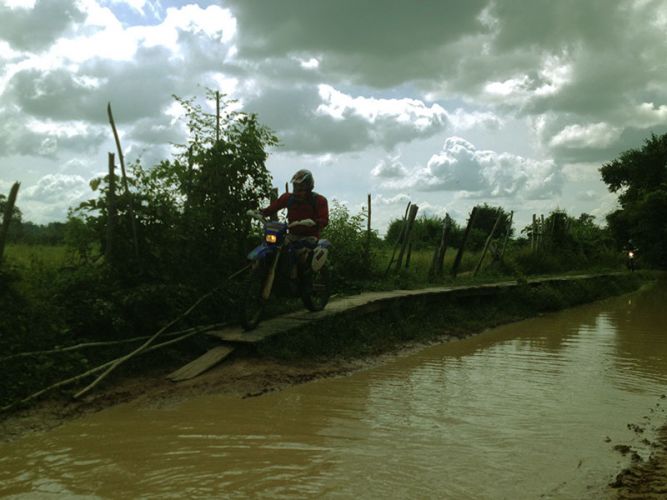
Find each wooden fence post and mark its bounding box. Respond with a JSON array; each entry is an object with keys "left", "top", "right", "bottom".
[
  {"left": 385, "top": 201, "right": 411, "bottom": 276},
  {"left": 105, "top": 153, "right": 117, "bottom": 263},
  {"left": 0, "top": 182, "right": 20, "bottom": 264},
  {"left": 429, "top": 215, "right": 450, "bottom": 280},
  {"left": 269, "top": 188, "right": 279, "bottom": 221},
  {"left": 451, "top": 207, "right": 478, "bottom": 278},
  {"left": 498, "top": 211, "right": 514, "bottom": 261},
  {"left": 473, "top": 209, "right": 503, "bottom": 276},
  {"left": 395, "top": 204, "right": 419, "bottom": 271}
]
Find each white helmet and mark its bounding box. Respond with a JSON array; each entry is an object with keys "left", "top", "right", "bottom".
[{"left": 291, "top": 169, "right": 314, "bottom": 191}]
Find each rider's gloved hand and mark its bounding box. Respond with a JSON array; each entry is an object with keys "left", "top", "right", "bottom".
[{"left": 289, "top": 219, "right": 316, "bottom": 228}]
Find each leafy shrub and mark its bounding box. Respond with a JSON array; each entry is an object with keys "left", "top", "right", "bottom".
[{"left": 322, "top": 201, "right": 378, "bottom": 286}]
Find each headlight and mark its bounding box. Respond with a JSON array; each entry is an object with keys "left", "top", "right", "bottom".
[
  {"left": 628, "top": 251, "right": 634, "bottom": 258},
  {"left": 266, "top": 234, "right": 277, "bottom": 244}
]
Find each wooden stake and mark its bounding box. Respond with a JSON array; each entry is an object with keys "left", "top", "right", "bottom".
[
  {"left": 0, "top": 182, "right": 19, "bottom": 263},
  {"left": 384, "top": 201, "right": 411, "bottom": 276},
  {"left": 395, "top": 204, "right": 419, "bottom": 271},
  {"left": 429, "top": 215, "right": 450, "bottom": 279},
  {"left": 451, "top": 207, "right": 478, "bottom": 278},
  {"left": 499, "top": 211, "right": 514, "bottom": 260},
  {"left": 269, "top": 188, "right": 279, "bottom": 221},
  {"left": 473, "top": 209, "right": 503, "bottom": 276}
]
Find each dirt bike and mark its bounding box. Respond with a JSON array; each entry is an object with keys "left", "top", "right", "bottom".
[{"left": 240, "top": 210, "right": 332, "bottom": 331}]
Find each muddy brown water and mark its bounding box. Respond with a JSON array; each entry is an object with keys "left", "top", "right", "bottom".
[{"left": 2, "top": 280, "right": 667, "bottom": 499}]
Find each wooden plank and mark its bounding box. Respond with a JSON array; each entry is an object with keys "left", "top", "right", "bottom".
[{"left": 167, "top": 345, "right": 235, "bottom": 382}]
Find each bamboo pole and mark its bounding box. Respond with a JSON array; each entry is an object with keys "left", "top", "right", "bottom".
[
  {"left": 215, "top": 91, "right": 221, "bottom": 143},
  {"left": 107, "top": 103, "right": 140, "bottom": 262},
  {"left": 105, "top": 153, "right": 117, "bottom": 263},
  {"left": 366, "top": 193, "right": 372, "bottom": 267},
  {"left": 0, "top": 182, "right": 20, "bottom": 263},
  {"left": 395, "top": 204, "right": 419, "bottom": 271},
  {"left": 451, "top": 207, "right": 478, "bottom": 278},
  {"left": 367, "top": 193, "right": 372, "bottom": 237},
  {"left": 473, "top": 209, "right": 503, "bottom": 276}
]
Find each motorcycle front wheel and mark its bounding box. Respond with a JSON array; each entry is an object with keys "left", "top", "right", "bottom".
[
  {"left": 241, "top": 263, "right": 267, "bottom": 331},
  {"left": 301, "top": 263, "right": 331, "bottom": 312}
]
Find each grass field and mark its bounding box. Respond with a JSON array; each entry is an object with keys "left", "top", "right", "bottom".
[{"left": 3, "top": 244, "right": 70, "bottom": 268}]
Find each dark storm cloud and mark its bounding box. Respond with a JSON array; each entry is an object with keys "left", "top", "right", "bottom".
[
  {"left": 226, "top": 0, "right": 489, "bottom": 87},
  {"left": 0, "top": 0, "right": 86, "bottom": 51}
]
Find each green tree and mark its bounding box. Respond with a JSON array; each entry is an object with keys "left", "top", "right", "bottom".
[
  {"left": 600, "top": 133, "right": 667, "bottom": 267},
  {"left": 73, "top": 90, "right": 278, "bottom": 285}
]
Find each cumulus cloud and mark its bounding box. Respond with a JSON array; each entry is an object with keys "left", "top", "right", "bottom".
[
  {"left": 23, "top": 173, "right": 89, "bottom": 203},
  {"left": 377, "top": 137, "right": 564, "bottom": 200},
  {"left": 549, "top": 122, "right": 622, "bottom": 150},
  {"left": 20, "top": 173, "right": 92, "bottom": 222},
  {"left": 371, "top": 156, "right": 409, "bottom": 179}
]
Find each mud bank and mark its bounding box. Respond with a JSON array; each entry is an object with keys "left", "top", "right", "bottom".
[
  {"left": 610, "top": 423, "right": 667, "bottom": 499},
  {"left": 0, "top": 272, "right": 651, "bottom": 444}
]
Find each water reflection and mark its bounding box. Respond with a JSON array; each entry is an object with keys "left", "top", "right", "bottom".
[{"left": 1, "top": 279, "right": 666, "bottom": 498}]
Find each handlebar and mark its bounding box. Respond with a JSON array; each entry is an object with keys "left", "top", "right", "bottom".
[{"left": 247, "top": 210, "right": 315, "bottom": 229}]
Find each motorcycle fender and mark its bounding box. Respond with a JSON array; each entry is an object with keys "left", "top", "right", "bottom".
[{"left": 247, "top": 245, "right": 275, "bottom": 261}]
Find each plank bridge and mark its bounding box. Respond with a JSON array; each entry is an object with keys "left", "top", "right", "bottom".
[{"left": 167, "top": 274, "right": 618, "bottom": 382}]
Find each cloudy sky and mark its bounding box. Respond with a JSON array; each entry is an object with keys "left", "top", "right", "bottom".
[{"left": 2, "top": 0, "right": 667, "bottom": 233}]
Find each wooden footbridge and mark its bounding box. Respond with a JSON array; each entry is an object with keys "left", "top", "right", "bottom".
[{"left": 167, "top": 274, "right": 619, "bottom": 382}]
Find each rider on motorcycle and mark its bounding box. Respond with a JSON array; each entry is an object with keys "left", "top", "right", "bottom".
[
  {"left": 259, "top": 169, "right": 329, "bottom": 274},
  {"left": 260, "top": 169, "right": 328, "bottom": 237}
]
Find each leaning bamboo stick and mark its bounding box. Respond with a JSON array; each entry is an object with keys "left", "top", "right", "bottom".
[
  {"left": 0, "top": 323, "right": 227, "bottom": 363},
  {"left": 73, "top": 289, "right": 218, "bottom": 399},
  {"left": 107, "top": 102, "right": 140, "bottom": 261},
  {"left": 0, "top": 328, "right": 204, "bottom": 413}
]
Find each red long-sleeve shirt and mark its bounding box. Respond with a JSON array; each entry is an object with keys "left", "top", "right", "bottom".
[{"left": 261, "top": 191, "right": 329, "bottom": 238}]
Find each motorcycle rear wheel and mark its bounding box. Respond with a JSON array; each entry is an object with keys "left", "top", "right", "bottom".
[
  {"left": 301, "top": 263, "right": 331, "bottom": 312},
  {"left": 241, "top": 263, "right": 267, "bottom": 331}
]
